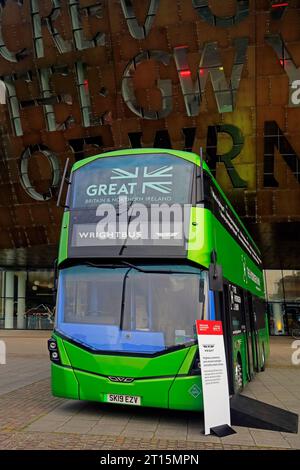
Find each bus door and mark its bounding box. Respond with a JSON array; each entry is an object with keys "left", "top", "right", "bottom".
[{"left": 242, "top": 293, "right": 258, "bottom": 379}]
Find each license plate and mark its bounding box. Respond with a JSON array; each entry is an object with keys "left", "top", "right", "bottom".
[{"left": 105, "top": 393, "right": 141, "bottom": 406}]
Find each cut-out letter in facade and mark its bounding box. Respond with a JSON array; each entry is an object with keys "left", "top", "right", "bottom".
[
  {"left": 0, "top": 1, "right": 29, "bottom": 62},
  {"left": 206, "top": 124, "right": 247, "bottom": 188},
  {"left": 30, "top": 0, "right": 72, "bottom": 58},
  {"left": 192, "top": 0, "right": 249, "bottom": 27},
  {"left": 174, "top": 37, "right": 248, "bottom": 116},
  {"left": 122, "top": 50, "right": 172, "bottom": 119},
  {"left": 266, "top": 34, "right": 300, "bottom": 107},
  {"left": 20, "top": 145, "right": 61, "bottom": 201},
  {"left": 264, "top": 121, "right": 300, "bottom": 187},
  {"left": 120, "top": 0, "right": 160, "bottom": 39},
  {"left": 69, "top": 0, "right": 105, "bottom": 50}
]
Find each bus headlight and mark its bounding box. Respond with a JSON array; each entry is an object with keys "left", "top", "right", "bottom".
[
  {"left": 48, "top": 338, "right": 61, "bottom": 364},
  {"left": 51, "top": 351, "right": 59, "bottom": 361}
]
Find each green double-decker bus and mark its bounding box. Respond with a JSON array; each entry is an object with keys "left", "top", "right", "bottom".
[{"left": 48, "top": 148, "right": 269, "bottom": 411}]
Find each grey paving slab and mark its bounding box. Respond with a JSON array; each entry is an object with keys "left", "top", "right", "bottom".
[
  {"left": 56, "top": 422, "right": 96, "bottom": 434},
  {"left": 284, "top": 440, "right": 300, "bottom": 449},
  {"left": 0, "top": 359, "right": 50, "bottom": 396},
  {"left": 100, "top": 415, "right": 131, "bottom": 423},
  {"left": 250, "top": 429, "right": 292, "bottom": 447},
  {"left": 76, "top": 409, "right": 103, "bottom": 421},
  {"left": 27, "top": 420, "right": 67, "bottom": 433},
  {"left": 125, "top": 422, "right": 158, "bottom": 431},
  {"left": 0, "top": 332, "right": 50, "bottom": 395},
  {"left": 88, "top": 424, "right": 125, "bottom": 436}
]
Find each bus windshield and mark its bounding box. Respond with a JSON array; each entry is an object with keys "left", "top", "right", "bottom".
[{"left": 55, "top": 264, "right": 207, "bottom": 354}]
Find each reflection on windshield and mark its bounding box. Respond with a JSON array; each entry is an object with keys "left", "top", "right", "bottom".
[{"left": 56, "top": 265, "right": 207, "bottom": 354}]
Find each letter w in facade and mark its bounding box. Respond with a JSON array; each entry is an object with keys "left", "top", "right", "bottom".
[{"left": 174, "top": 38, "right": 249, "bottom": 116}]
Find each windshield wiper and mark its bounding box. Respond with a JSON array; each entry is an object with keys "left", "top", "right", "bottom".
[
  {"left": 119, "top": 267, "right": 132, "bottom": 331},
  {"left": 162, "top": 341, "right": 197, "bottom": 354},
  {"left": 119, "top": 261, "right": 183, "bottom": 274},
  {"left": 119, "top": 261, "right": 147, "bottom": 273},
  {"left": 118, "top": 200, "right": 134, "bottom": 256},
  {"left": 82, "top": 262, "right": 124, "bottom": 269}
]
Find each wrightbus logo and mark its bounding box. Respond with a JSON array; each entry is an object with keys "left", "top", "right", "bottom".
[
  {"left": 86, "top": 165, "right": 173, "bottom": 196},
  {"left": 108, "top": 376, "right": 135, "bottom": 383}
]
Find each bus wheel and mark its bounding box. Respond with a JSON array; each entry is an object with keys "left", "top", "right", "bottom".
[
  {"left": 234, "top": 357, "right": 243, "bottom": 393},
  {"left": 261, "top": 345, "right": 266, "bottom": 372}
]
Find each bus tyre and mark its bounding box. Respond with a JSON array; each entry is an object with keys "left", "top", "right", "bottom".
[
  {"left": 234, "top": 357, "right": 243, "bottom": 393},
  {"left": 261, "top": 345, "right": 266, "bottom": 372}
]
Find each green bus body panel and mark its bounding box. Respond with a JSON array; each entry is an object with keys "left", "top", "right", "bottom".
[
  {"left": 212, "top": 216, "right": 264, "bottom": 298},
  {"left": 55, "top": 334, "right": 71, "bottom": 366},
  {"left": 169, "top": 376, "right": 203, "bottom": 411},
  {"left": 51, "top": 365, "right": 203, "bottom": 411},
  {"left": 75, "top": 370, "right": 173, "bottom": 408},
  {"left": 232, "top": 328, "right": 270, "bottom": 386},
  {"left": 261, "top": 317, "right": 270, "bottom": 358},
  {"left": 232, "top": 333, "right": 249, "bottom": 385},
  {"left": 188, "top": 207, "right": 264, "bottom": 298},
  {"left": 51, "top": 363, "right": 79, "bottom": 399},
  {"left": 187, "top": 207, "right": 213, "bottom": 269},
  {"left": 62, "top": 337, "right": 190, "bottom": 378},
  {"left": 177, "top": 344, "right": 197, "bottom": 374},
  {"left": 58, "top": 211, "right": 70, "bottom": 265},
  {"left": 51, "top": 337, "right": 204, "bottom": 410}
]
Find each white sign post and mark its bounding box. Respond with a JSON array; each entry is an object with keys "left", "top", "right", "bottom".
[{"left": 196, "top": 319, "right": 233, "bottom": 436}]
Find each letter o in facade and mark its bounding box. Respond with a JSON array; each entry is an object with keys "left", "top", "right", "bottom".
[
  {"left": 19, "top": 145, "right": 61, "bottom": 201},
  {"left": 121, "top": 50, "right": 172, "bottom": 120}
]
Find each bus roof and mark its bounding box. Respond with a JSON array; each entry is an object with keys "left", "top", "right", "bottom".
[{"left": 71, "top": 148, "right": 260, "bottom": 255}]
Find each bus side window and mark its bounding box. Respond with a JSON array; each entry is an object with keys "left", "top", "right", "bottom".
[
  {"left": 229, "top": 284, "right": 243, "bottom": 334},
  {"left": 253, "top": 296, "right": 266, "bottom": 330}
]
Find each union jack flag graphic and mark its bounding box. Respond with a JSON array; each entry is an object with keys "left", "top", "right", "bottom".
[
  {"left": 143, "top": 166, "right": 173, "bottom": 177},
  {"left": 110, "top": 168, "right": 139, "bottom": 179},
  {"left": 110, "top": 165, "right": 174, "bottom": 193},
  {"left": 142, "top": 182, "right": 172, "bottom": 193}
]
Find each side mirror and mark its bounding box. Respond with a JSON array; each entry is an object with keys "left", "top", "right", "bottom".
[{"left": 209, "top": 263, "right": 223, "bottom": 292}]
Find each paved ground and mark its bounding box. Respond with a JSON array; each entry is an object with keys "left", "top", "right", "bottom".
[
  {"left": 0, "top": 331, "right": 299, "bottom": 450},
  {"left": 0, "top": 330, "right": 49, "bottom": 396}
]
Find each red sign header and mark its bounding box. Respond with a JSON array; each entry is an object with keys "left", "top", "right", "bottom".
[{"left": 196, "top": 320, "right": 223, "bottom": 336}]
